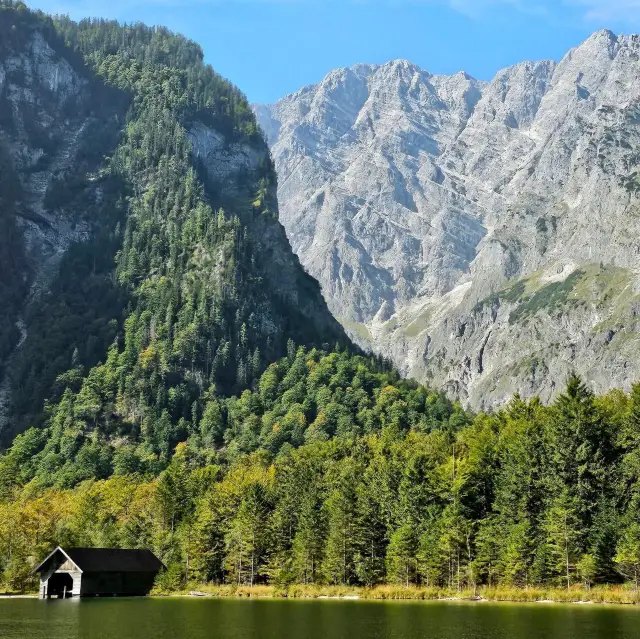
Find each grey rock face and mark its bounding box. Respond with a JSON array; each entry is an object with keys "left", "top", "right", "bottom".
[
  {"left": 189, "top": 122, "right": 264, "bottom": 194},
  {"left": 0, "top": 30, "right": 99, "bottom": 430},
  {"left": 3, "top": 31, "right": 92, "bottom": 269},
  {"left": 255, "top": 31, "right": 640, "bottom": 409}
]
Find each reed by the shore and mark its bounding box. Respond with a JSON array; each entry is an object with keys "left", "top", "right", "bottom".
[{"left": 156, "top": 584, "right": 640, "bottom": 605}]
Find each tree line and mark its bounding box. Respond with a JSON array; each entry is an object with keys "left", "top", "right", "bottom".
[{"left": 2, "top": 360, "right": 640, "bottom": 593}]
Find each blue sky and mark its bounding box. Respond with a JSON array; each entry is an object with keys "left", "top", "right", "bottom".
[{"left": 27, "top": 0, "right": 640, "bottom": 103}]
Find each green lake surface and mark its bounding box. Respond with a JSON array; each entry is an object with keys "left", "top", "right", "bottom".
[{"left": 1, "top": 598, "right": 640, "bottom": 639}]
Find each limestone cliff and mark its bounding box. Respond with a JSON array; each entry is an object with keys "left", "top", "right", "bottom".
[
  {"left": 255, "top": 31, "right": 640, "bottom": 409},
  {"left": 0, "top": 23, "right": 122, "bottom": 432}
]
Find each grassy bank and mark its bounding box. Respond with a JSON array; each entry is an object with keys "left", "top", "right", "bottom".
[{"left": 158, "top": 584, "right": 640, "bottom": 605}]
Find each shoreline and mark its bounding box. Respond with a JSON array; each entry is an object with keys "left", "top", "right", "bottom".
[
  {"left": 154, "top": 585, "right": 640, "bottom": 606},
  {"left": 4, "top": 586, "right": 639, "bottom": 606}
]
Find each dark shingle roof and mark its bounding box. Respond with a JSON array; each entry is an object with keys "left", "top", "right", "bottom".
[{"left": 62, "top": 548, "right": 164, "bottom": 573}]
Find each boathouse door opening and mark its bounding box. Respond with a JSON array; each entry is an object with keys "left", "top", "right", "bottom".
[{"left": 47, "top": 572, "right": 73, "bottom": 598}]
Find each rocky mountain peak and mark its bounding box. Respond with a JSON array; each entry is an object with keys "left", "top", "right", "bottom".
[
  {"left": 254, "top": 29, "right": 640, "bottom": 409},
  {"left": 380, "top": 58, "right": 430, "bottom": 78}
]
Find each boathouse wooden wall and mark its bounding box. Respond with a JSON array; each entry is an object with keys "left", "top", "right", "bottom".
[{"left": 79, "top": 571, "right": 158, "bottom": 596}]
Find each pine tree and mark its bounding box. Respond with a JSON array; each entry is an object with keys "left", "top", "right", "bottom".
[
  {"left": 386, "top": 521, "right": 417, "bottom": 586},
  {"left": 291, "top": 494, "right": 326, "bottom": 585},
  {"left": 544, "top": 489, "right": 581, "bottom": 590},
  {"left": 323, "top": 464, "right": 360, "bottom": 585},
  {"left": 224, "top": 483, "right": 270, "bottom": 586},
  {"left": 615, "top": 522, "right": 640, "bottom": 591},
  {"left": 551, "top": 375, "right": 607, "bottom": 531}
]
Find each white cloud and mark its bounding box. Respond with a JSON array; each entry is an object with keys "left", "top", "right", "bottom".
[
  {"left": 455, "top": 0, "right": 640, "bottom": 24},
  {"left": 447, "top": 0, "right": 550, "bottom": 18},
  {"left": 569, "top": 0, "right": 640, "bottom": 23},
  {"left": 434, "top": 0, "right": 640, "bottom": 25}
]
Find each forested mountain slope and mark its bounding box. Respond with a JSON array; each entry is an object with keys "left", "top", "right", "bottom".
[
  {"left": 255, "top": 32, "right": 640, "bottom": 410},
  {"left": 0, "top": 1, "right": 348, "bottom": 451}
]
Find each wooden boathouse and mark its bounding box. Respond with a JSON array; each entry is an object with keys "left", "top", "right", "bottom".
[{"left": 33, "top": 547, "right": 164, "bottom": 598}]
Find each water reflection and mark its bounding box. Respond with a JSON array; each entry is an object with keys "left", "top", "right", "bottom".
[{"left": 1, "top": 598, "right": 640, "bottom": 639}]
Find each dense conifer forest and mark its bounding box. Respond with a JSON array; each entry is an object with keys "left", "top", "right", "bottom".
[
  {"left": 3, "top": 365, "right": 640, "bottom": 594},
  {"left": 1, "top": 2, "right": 640, "bottom": 598}
]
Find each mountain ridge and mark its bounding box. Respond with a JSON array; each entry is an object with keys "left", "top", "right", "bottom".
[{"left": 254, "top": 29, "right": 640, "bottom": 409}]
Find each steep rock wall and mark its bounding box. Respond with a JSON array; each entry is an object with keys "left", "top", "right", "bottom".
[{"left": 255, "top": 31, "right": 640, "bottom": 408}]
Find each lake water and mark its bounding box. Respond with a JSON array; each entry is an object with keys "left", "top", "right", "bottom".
[{"left": 1, "top": 597, "right": 640, "bottom": 639}]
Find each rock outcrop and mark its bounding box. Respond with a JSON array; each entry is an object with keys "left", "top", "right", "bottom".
[{"left": 255, "top": 31, "right": 640, "bottom": 409}]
